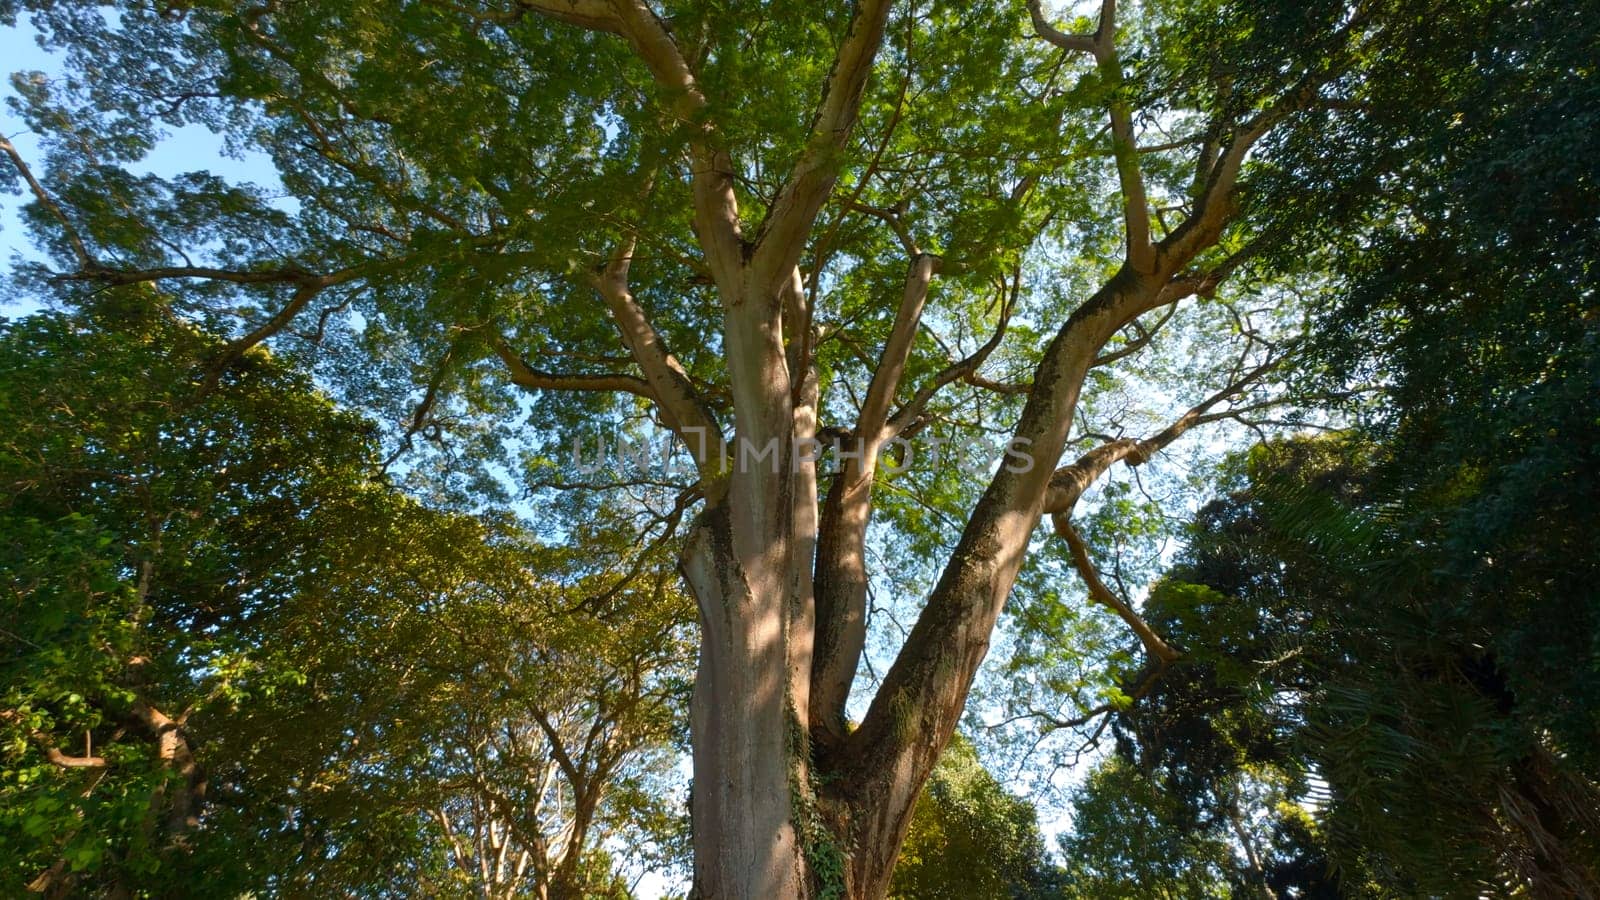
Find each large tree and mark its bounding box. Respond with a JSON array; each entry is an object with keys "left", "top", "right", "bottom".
[{"left": 1, "top": 0, "right": 1469, "bottom": 894}]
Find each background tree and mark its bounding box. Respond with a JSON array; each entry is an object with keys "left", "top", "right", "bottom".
[
  {"left": 1, "top": 297, "right": 406, "bottom": 895},
  {"left": 1058, "top": 756, "right": 1235, "bottom": 899},
  {"left": 1073, "top": 1, "right": 1600, "bottom": 895},
  {"left": 1103, "top": 433, "right": 1599, "bottom": 896},
  {"left": 889, "top": 734, "right": 1062, "bottom": 900},
  {"left": 0, "top": 299, "right": 690, "bottom": 897},
  {"left": 399, "top": 565, "right": 692, "bottom": 900}
]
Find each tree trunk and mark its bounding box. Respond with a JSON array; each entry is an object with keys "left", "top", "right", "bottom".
[{"left": 682, "top": 506, "right": 811, "bottom": 898}]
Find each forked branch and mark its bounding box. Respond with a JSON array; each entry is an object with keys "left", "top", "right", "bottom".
[
  {"left": 1042, "top": 351, "right": 1289, "bottom": 514},
  {"left": 886, "top": 269, "right": 1020, "bottom": 435},
  {"left": 0, "top": 712, "right": 107, "bottom": 770},
  {"left": 750, "top": 0, "right": 897, "bottom": 290},
  {"left": 1026, "top": 0, "right": 1110, "bottom": 59},
  {"left": 1028, "top": 0, "right": 1153, "bottom": 269},
  {"left": 588, "top": 234, "right": 727, "bottom": 472}
]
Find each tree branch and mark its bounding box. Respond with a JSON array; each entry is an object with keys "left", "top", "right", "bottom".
[
  {"left": 1028, "top": 1, "right": 1152, "bottom": 269},
  {"left": 602, "top": 0, "right": 746, "bottom": 290},
  {"left": 845, "top": 199, "right": 921, "bottom": 257},
  {"left": 1042, "top": 351, "right": 1287, "bottom": 514},
  {"left": 886, "top": 268, "right": 1019, "bottom": 435},
  {"left": 1105, "top": 70, "right": 1154, "bottom": 271},
  {"left": 1092, "top": 302, "right": 1178, "bottom": 369},
  {"left": 492, "top": 333, "right": 655, "bottom": 398},
  {"left": 515, "top": 0, "right": 624, "bottom": 32},
  {"left": 0, "top": 712, "right": 107, "bottom": 769},
  {"left": 1025, "top": 0, "right": 1104, "bottom": 58},
  {"left": 50, "top": 263, "right": 326, "bottom": 288},
  {"left": 749, "top": 0, "right": 897, "bottom": 292},
  {"left": 858, "top": 253, "right": 939, "bottom": 441},
  {"left": 1053, "top": 518, "right": 1178, "bottom": 664},
  {"left": 1158, "top": 11, "right": 1369, "bottom": 268},
  {"left": 589, "top": 234, "right": 727, "bottom": 473},
  {"left": 811, "top": 251, "right": 939, "bottom": 738},
  {"left": 0, "top": 136, "right": 95, "bottom": 267}
]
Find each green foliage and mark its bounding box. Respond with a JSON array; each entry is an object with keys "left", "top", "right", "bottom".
[
  {"left": 1118, "top": 430, "right": 1600, "bottom": 896},
  {"left": 890, "top": 735, "right": 1061, "bottom": 899},
  {"left": 1060, "top": 2, "right": 1600, "bottom": 895},
  {"left": 0, "top": 300, "right": 689, "bottom": 895},
  {"left": 1059, "top": 757, "right": 1234, "bottom": 900},
  {"left": 1, "top": 297, "right": 391, "bottom": 894}
]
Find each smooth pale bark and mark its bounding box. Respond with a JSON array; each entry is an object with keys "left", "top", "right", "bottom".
[
  {"left": 678, "top": 229, "right": 1262, "bottom": 897},
  {"left": 825, "top": 269, "right": 1160, "bottom": 897},
  {"left": 812, "top": 253, "right": 939, "bottom": 747},
  {"left": 683, "top": 506, "right": 808, "bottom": 898},
  {"left": 683, "top": 259, "right": 819, "bottom": 897}
]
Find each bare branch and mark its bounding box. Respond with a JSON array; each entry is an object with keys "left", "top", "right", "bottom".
[
  {"left": 1002, "top": 658, "right": 1171, "bottom": 735},
  {"left": 1042, "top": 437, "right": 1143, "bottom": 515},
  {"left": 492, "top": 333, "right": 655, "bottom": 398},
  {"left": 515, "top": 0, "right": 623, "bottom": 32},
  {"left": 1157, "top": 252, "right": 1243, "bottom": 305},
  {"left": 963, "top": 371, "right": 1031, "bottom": 396},
  {"left": 1092, "top": 302, "right": 1178, "bottom": 369},
  {"left": 0, "top": 713, "right": 107, "bottom": 769},
  {"left": 858, "top": 253, "right": 939, "bottom": 441},
  {"left": 528, "top": 708, "right": 587, "bottom": 796},
  {"left": 0, "top": 136, "right": 95, "bottom": 267},
  {"left": 385, "top": 334, "right": 481, "bottom": 467},
  {"left": 1042, "top": 351, "right": 1287, "bottom": 514},
  {"left": 1026, "top": 0, "right": 1103, "bottom": 58},
  {"left": 886, "top": 268, "right": 1019, "bottom": 435},
  {"left": 589, "top": 234, "right": 727, "bottom": 472},
  {"left": 581, "top": 485, "right": 699, "bottom": 610},
  {"left": 1054, "top": 518, "right": 1179, "bottom": 663}
]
